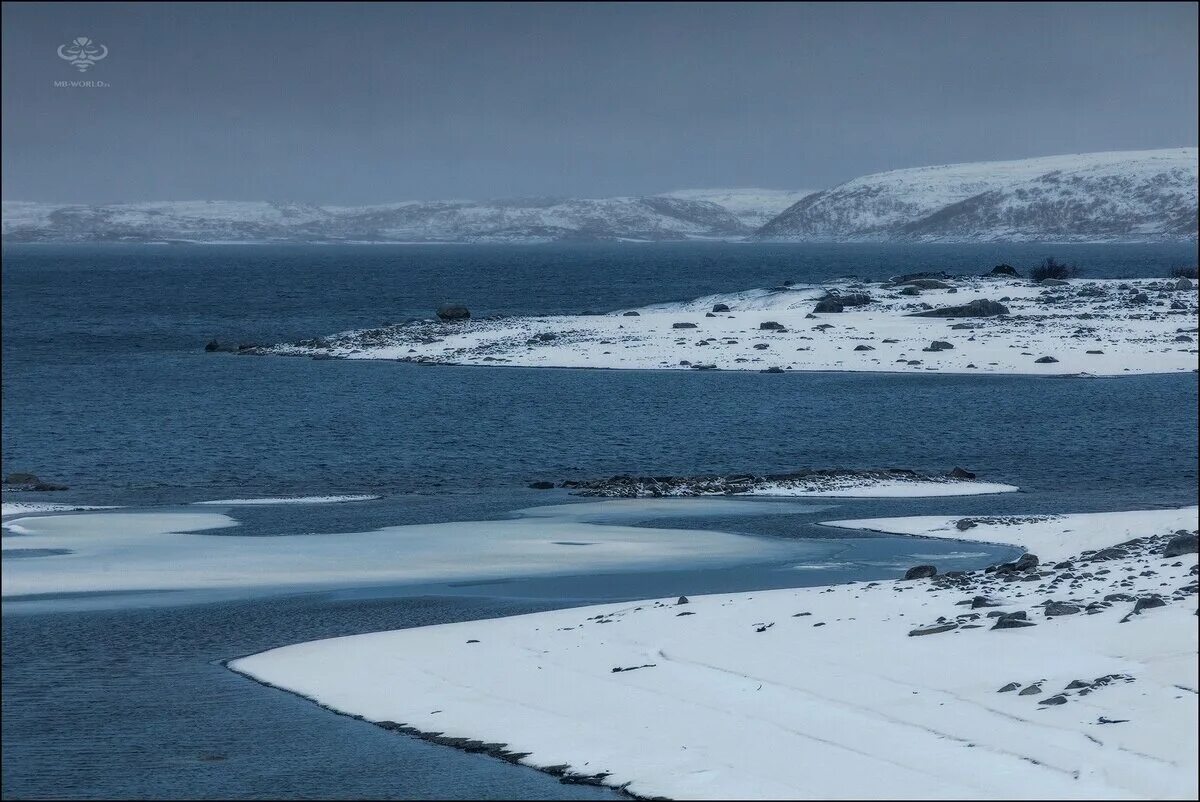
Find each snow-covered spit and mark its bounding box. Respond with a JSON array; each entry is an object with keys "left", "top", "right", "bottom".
[
  {"left": 552, "top": 469, "right": 1017, "bottom": 498},
  {"left": 231, "top": 507, "right": 1199, "bottom": 800},
  {"left": 252, "top": 275, "right": 1199, "bottom": 376},
  {"left": 757, "top": 148, "right": 1198, "bottom": 242}
]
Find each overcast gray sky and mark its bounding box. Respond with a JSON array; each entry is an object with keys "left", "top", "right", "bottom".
[{"left": 2, "top": 1, "right": 1196, "bottom": 204}]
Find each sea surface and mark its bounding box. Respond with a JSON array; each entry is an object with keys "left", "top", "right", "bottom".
[{"left": 3, "top": 242, "right": 1197, "bottom": 799}]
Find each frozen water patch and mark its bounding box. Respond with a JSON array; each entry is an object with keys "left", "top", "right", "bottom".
[
  {"left": 2, "top": 499, "right": 818, "bottom": 600},
  {"left": 193, "top": 494, "right": 382, "bottom": 506}
]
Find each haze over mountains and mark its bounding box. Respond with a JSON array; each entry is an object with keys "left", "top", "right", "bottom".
[{"left": 3, "top": 149, "right": 1195, "bottom": 244}]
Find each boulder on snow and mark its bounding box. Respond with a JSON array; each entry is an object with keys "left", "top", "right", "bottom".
[
  {"left": 908, "top": 299, "right": 1009, "bottom": 318},
  {"left": 436, "top": 304, "right": 471, "bottom": 321}
]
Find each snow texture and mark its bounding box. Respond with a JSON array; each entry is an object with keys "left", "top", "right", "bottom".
[{"left": 231, "top": 506, "right": 1199, "bottom": 800}]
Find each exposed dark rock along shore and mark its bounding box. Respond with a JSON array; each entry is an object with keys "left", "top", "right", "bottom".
[
  {"left": 529, "top": 467, "right": 983, "bottom": 497},
  {"left": 2, "top": 473, "right": 68, "bottom": 492}
]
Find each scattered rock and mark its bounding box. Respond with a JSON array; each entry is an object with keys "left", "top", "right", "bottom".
[
  {"left": 1044, "top": 601, "right": 1081, "bottom": 617},
  {"left": 1163, "top": 532, "right": 1198, "bottom": 557},
  {"left": 436, "top": 304, "right": 471, "bottom": 321},
  {"left": 908, "top": 623, "right": 958, "bottom": 636},
  {"left": 909, "top": 299, "right": 1009, "bottom": 318}
]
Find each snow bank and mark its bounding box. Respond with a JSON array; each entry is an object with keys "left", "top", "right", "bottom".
[
  {"left": 259, "top": 277, "right": 1199, "bottom": 376},
  {"left": 231, "top": 506, "right": 1199, "bottom": 800},
  {"left": 192, "top": 494, "right": 381, "bottom": 505},
  {"left": 2, "top": 502, "right": 119, "bottom": 518},
  {"left": 749, "top": 478, "right": 1018, "bottom": 498}
]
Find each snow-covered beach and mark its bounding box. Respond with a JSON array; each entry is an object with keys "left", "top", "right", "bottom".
[
  {"left": 231, "top": 507, "right": 1199, "bottom": 800},
  {"left": 253, "top": 276, "right": 1199, "bottom": 376}
]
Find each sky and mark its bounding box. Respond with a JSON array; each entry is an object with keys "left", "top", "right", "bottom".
[{"left": 2, "top": 1, "right": 1197, "bottom": 204}]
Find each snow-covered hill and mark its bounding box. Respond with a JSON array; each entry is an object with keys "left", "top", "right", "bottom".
[
  {"left": 756, "top": 148, "right": 1198, "bottom": 242},
  {"left": 657, "top": 188, "right": 815, "bottom": 228},
  {"left": 1, "top": 196, "right": 751, "bottom": 243}
]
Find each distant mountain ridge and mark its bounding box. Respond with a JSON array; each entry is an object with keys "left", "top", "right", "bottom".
[
  {"left": 4, "top": 149, "right": 1195, "bottom": 243},
  {"left": 755, "top": 148, "right": 1197, "bottom": 242},
  {"left": 0, "top": 195, "right": 755, "bottom": 243}
]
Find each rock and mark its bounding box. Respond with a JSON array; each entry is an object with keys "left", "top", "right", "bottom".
[
  {"left": 1131, "top": 292, "right": 1149, "bottom": 304},
  {"left": 838, "top": 293, "right": 872, "bottom": 307},
  {"left": 897, "top": 279, "right": 952, "bottom": 289},
  {"left": 813, "top": 297, "right": 844, "bottom": 313},
  {"left": 853, "top": 344, "right": 874, "bottom": 351},
  {"left": 1039, "top": 694, "right": 1068, "bottom": 706},
  {"left": 989, "top": 264, "right": 1020, "bottom": 277},
  {"left": 4, "top": 472, "right": 40, "bottom": 485},
  {"left": 761, "top": 366, "right": 785, "bottom": 374},
  {"left": 711, "top": 303, "right": 730, "bottom": 313},
  {"left": 622, "top": 311, "right": 640, "bottom": 316},
  {"left": 1034, "top": 356, "right": 1058, "bottom": 364},
  {"left": 1163, "top": 532, "right": 1198, "bottom": 557},
  {"left": 1018, "top": 683, "right": 1043, "bottom": 695},
  {"left": 1045, "top": 601, "right": 1081, "bottom": 617},
  {"left": 904, "top": 565, "right": 937, "bottom": 580},
  {"left": 998, "top": 682, "right": 1021, "bottom": 692},
  {"left": 528, "top": 481, "right": 555, "bottom": 490},
  {"left": 1015, "top": 553, "right": 1039, "bottom": 571},
  {"left": 676, "top": 596, "right": 689, "bottom": 605},
  {"left": 1176, "top": 277, "right": 1194, "bottom": 290},
  {"left": 204, "top": 339, "right": 221, "bottom": 352},
  {"left": 760, "top": 321, "right": 787, "bottom": 331},
  {"left": 1105, "top": 593, "right": 1136, "bottom": 602},
  {"left": 908, "top": 299, "right": 1009, "bottom": 318},
  {"left": 1086, "top": 349, "right": 1104, "bottom": 354},
  {"left": 436, "top": 304, "right": 470, "bottom": 321},
  {"left": 1132, "top": 596, "right": 1166, "bottom": 614},
  {"left": 1089, "top": 547, "right": 1128, "bottom": 561},
  {"left": 908, "top": 623, "right": 958, "bottom": 636},
  {"left": 1040, "top": 278, "right": 1069, "bottom": 286},
  {"left": 753, "top": 343, "right": 769, "bottom": 350},
  {"left": 672, "top": 322, "right": 698, "bottom": 329},
  {"left": 992, "top": 614, "right": 1036, "bottom": 630},
  {"left": 1065, "top": 680, "right": 1091, "bottom": 690},
  {"left": 898, "top": 286, "right": 921, "bottom": 296},
  {"left": 971, "top": 595, "right": 1001, "bottom": 608},
  {"left": 924, "top": 341, "right": 954, "bottom": 352},
  {"left": 956, "top": 519, "right": 978, "bottom": 531}
]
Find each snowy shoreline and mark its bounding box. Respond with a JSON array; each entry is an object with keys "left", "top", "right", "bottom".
[
  {"left": 231, "top": 506, "right": 1199, "bottom": 800},
  {"left": 249, "top": 276, "right": 1199, "bottom": 376}
]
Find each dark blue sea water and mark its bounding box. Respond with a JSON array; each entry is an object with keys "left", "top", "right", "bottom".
[{"left": 2, "top": 243, "right": 1197, "bottom": 799}]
